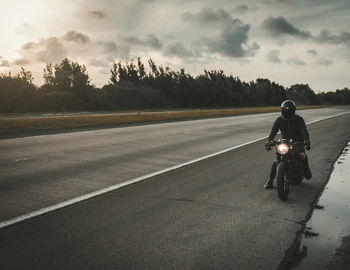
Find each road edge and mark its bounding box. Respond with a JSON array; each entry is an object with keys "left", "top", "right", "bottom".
[{"left": 277, "top": 139, "right": 350, "bottom": 269}]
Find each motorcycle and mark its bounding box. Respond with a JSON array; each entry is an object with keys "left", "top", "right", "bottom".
[{"left": 266, "top": 139, "right": 309, "bottom": 201}]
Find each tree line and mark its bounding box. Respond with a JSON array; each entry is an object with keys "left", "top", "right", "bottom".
[{"left": 1, "top": 58, "right": 349, "bottom": 113}]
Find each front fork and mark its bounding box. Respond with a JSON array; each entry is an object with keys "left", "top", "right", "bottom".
[{"left": 273, "top": 152, "right": 293, "bottom": 181}]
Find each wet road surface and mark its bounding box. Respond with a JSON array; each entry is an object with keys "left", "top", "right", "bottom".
[{"left": 283, "top": 142, "right": 350, "bottom": 269}]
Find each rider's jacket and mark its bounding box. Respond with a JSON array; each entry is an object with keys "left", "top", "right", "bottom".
[{"left": 268, "top": 114, "right": 310, "bottom": 142}]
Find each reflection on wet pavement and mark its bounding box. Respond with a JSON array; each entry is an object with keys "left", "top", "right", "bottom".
[{"left": 290, "top": 142, "right": 350, "bottom": 269}]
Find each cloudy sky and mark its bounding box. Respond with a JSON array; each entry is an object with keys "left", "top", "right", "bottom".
[{"left": 1, "top": 0, "right": 350, "bottom": 92}]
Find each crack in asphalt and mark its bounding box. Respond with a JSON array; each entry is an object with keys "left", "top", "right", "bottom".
[
  {"left": 284, "top": 218, "right": 304, "bottom": 225},
  {"left": 155, "top": 196, "right": 239, "bottom": 210}
]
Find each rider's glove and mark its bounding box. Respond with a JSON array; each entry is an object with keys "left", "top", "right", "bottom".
[
  {"left": 305, "top": 141, "right": 311, "bottom": 151},
  {"left": 265, "top": 140, "right": 272, "bottom": 151}
]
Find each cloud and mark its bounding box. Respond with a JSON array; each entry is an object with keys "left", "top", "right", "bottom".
[
  {"left": 307, "top": 49, "right": 317, "bottom": 56},
  {"left": 182, "top": 8, "right": 233, "bottom": 27},
  {"left": 13, "top": 58, "right": 30, "bottom": 66},
  {"left": 21, "top": 37, "right": 67, "bottom": 63},
  {"left": 262, "top": 16, "right": 311, "bottom": 39},
  {"left": 0, "top": 59, "right": 11, "bottom": 67},
  {"left": 36, "top": 38, "right": 66, "bottom": 62},
  {"left": 22, "top": 42, "right": 35, "bottom": 50},
  {"left": 89, "top": 57, "right": 112, "bottom": 67},
  {"left": 198, "top": 22, "right": 259, "bottom": 58},
  {"left": 121, "top": 36, "right": 141, "bottom": 45},
  {"left": 96, "top": 41, "right": 129, "bottom": 59},
  {"left": 0, "top": 55, "right": 10, "bottom": 67},
  {"left": 262, "top": 16, "right": 350, "bottom": 47},
  {"left": 316, "top": 57, "right": 333, "bottom": 66},
  {"left": 120, "top": 34, "right": 162, "bottom": 50},
  {"left": 184, "top": 8, "right": 258, "bottom": 58},
  {"left": 145, "top": 34, "right": 163, "bottom": 49},
  {"left": 15, "top": 23, "right": 36, "bottom": 35},
  {"left": 266, "top": 50, "right": 282, "bottom": 63},
  {"left": 119, "top": 47, "right": 131, "bottom": 59},
  {"left": 274, "top": 0, "right": 350, "bottom": 9},
  {"left": 315, "top": 30, "right": 350, "bottom": 46},
  {"left": 18, "top": 31, "right": 91, "bottom": 66},
  {"left": 100, "top": 41, "right": 118, "bottom": 54},
  {"left": 63, "top": 31, "right": 90, "bottom": 44},
  {"left": 286, "top": 57, "right": 306, "bottom": 66},
  {"left": 234, "top": 4, "right": 249, "bottom": 13},
  {"left": 88, "top": 11, "right": 106, "bottom": 19},
  {"left": 164, "top": 42, "right": 196, "bottom": 58}
]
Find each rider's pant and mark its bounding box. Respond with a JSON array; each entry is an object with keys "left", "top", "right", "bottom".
[
  {"left": 268, "top": 152, "right": 280, "bottom": 181},
  {"left": 269, "top": 160, "right": 278, "bottom": 181}
]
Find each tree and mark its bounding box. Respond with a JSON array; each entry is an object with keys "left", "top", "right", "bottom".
[
  {"left": 17, "top": 67, "right": 34, "bottom": 84},
  {"left": 54, "top": 58, "right": 74, "bottom": 89},
  {"left": 42, "top": 58, "right": 91, "bottom": 91},
  {"left": 0, "top": 69, "right": 37, "bottom": 112},
  {"left": 43, "top": 63, "right": 55, "bottom": 86},
  {"left": 287, "top": 84, "right": 319, "bottom": 105}
]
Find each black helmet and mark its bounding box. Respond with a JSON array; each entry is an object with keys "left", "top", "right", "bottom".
[{"left": 281, "top": 100, "right": 296, "bottom": 120}]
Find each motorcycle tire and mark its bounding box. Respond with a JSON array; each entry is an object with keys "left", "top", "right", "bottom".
[{"left": 277, "top": 161, "right": 290, "bottom": 201}]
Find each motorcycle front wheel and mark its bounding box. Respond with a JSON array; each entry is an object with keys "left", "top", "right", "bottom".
[{"left": 277, "top": 161, "right": 290, "bottom": 201}]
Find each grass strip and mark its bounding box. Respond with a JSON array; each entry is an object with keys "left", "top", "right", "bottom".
[{"left": 0, "top": 105, "right": 333, "bottom": 135}]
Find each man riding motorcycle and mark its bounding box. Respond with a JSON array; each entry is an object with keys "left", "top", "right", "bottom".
[{"left": 264, "top": 100, "right": 312, "bottom": 189}]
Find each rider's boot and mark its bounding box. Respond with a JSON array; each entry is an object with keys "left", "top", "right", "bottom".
[
  {"left": 264, "top": 178, "right": 274, "bottom": 189},
  {"left": 303, "top": 155, "right": 312, "bottom": 180},
  {"left": 303, "top": 162, "right": 312, "bottom": 180}
]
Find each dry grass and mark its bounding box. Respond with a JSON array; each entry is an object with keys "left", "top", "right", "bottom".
[{"left": 0, "top": 105, "right": 334, "bottom": 135}]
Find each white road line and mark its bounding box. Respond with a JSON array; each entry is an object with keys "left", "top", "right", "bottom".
[{"left": 0, "top": 111, "right": 349, "bottom": 230}]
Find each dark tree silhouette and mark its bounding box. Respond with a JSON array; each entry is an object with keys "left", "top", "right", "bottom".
[{"left": 0, "top": 58, "right": 349, "bottom": 113}]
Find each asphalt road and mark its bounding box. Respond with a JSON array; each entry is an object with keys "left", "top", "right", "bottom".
[
  {"left": 0, "top": 109, "right": 350, "bottom": 270},
  {"left": 0, "top": 107, "right": 349, "bottom": 222}
]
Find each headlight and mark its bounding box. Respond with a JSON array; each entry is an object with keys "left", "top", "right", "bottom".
[{"left": 277, "top": 143, "right": 289, "bottom": 155}]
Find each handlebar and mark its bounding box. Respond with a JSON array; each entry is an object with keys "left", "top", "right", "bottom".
[
  {"left": 265, "top": 139, "right": 311, "bottom": 150},
  {"left": 267, "top": 140, "right": 307, "bottom": 146}
]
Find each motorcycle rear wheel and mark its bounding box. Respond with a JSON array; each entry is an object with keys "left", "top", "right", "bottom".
[{"left": 277, "top": 161, "right": 290, "bottom": 201}]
